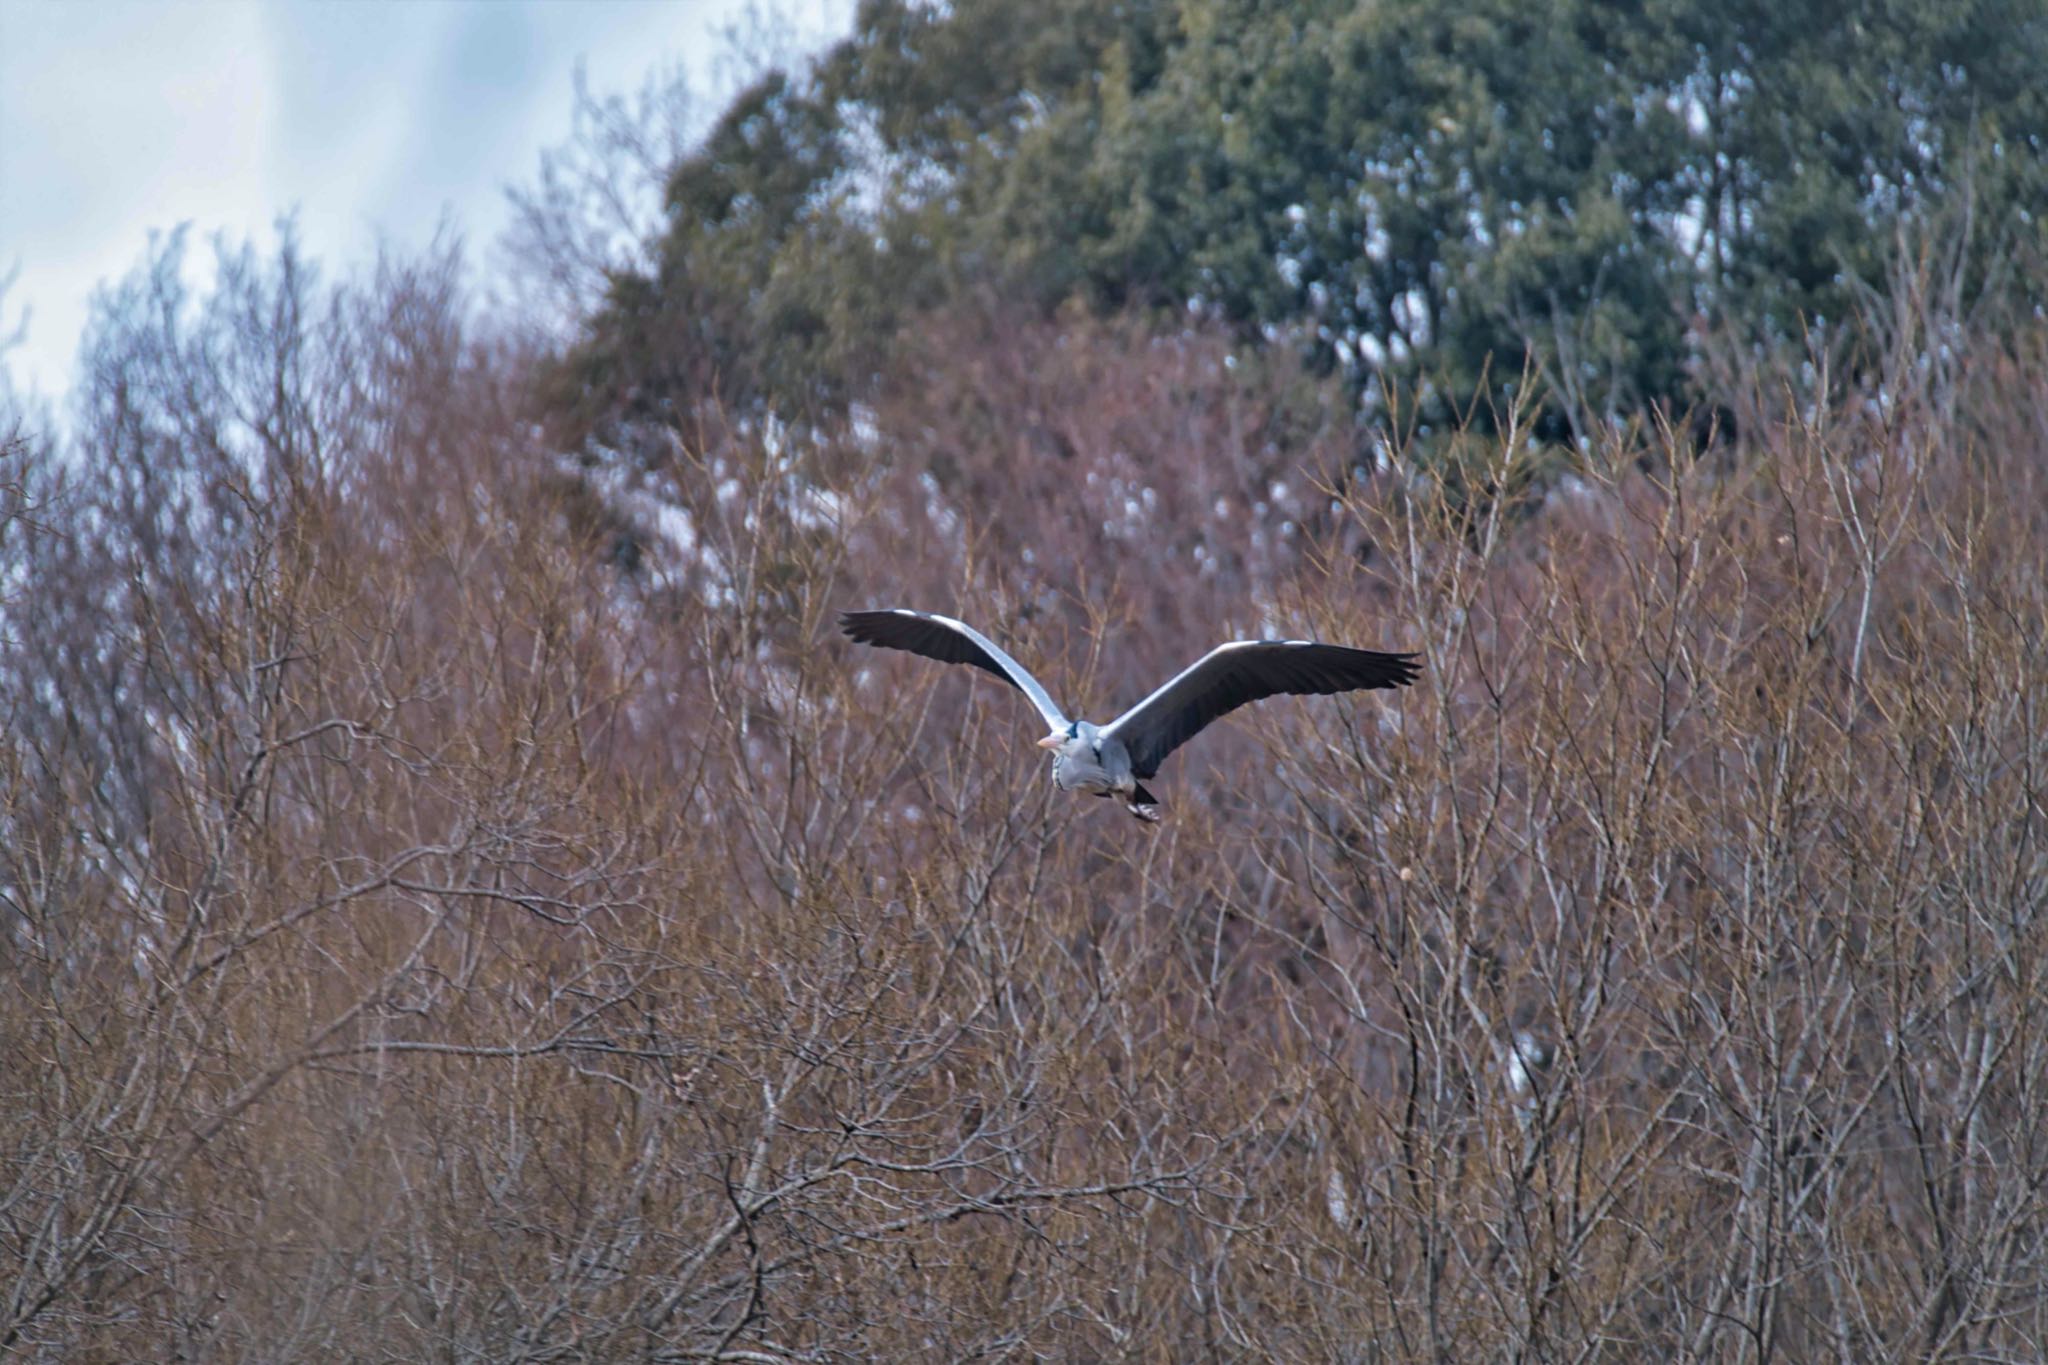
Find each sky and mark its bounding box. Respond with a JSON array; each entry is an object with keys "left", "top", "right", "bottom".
[{"left": 0, "top": 0, "right": 846, "bottom": 405}]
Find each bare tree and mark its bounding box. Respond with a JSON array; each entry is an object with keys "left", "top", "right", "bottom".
[{"left": 5, "top": 201, "right": 2047, "bottom": 1359}]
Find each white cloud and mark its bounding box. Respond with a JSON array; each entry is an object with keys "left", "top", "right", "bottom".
[
  {"left": 2, "top": 0, "right": 279, "bottom": 396},
  {"left": 0, "top": 0, "right": 849, "bottom": 405}
]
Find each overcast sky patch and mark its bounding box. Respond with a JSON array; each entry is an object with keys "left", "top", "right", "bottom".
[{"left": 0, "top": 0, "right": 846, "bottom": 404}]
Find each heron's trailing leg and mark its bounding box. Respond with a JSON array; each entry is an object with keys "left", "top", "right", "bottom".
[{"left": 1127, "top": 783, "right": 1162, "bottom": 823}]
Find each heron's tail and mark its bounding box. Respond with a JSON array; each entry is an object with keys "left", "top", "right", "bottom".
[{"left": 1127, "top": 783, "right": 1162, "bottom": 823}]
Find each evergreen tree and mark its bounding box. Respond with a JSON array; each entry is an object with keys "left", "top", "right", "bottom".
[{"left": 560, "top": 0, "right": 2048, "bottom": 444}]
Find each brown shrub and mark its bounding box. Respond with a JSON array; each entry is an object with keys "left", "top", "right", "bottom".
[{"left": 4, "top": 230, "right": 2046, "bottom": 1361}]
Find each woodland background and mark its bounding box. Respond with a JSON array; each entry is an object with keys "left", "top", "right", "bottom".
[{"left": 5, "top": 0, "right": 2048, "bottom": 1358}]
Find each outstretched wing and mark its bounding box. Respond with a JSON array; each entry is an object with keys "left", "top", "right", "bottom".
[
  {"left": 1103, "top": 639, "right": 1419, "bottom": 778},
  {"left": 839, "top": 609, "right": 1069, "bottom": 731}
]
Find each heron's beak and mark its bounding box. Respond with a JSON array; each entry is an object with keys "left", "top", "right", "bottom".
[{"left": 1037, "top": 734, "right": 1065, "bottom": 750}]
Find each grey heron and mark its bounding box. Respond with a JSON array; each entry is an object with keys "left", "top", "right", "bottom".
[{"left": 840, "top": 608, "right": 1419, "bottom": 821}]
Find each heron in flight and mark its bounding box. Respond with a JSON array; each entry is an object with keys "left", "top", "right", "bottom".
[{"left": 841, "top": 609, "right": 1419, "bottom": 822}]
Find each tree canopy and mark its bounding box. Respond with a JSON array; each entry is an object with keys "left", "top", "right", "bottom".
[
  {"left": 558, "top": 0, "right": 2047, "bottom": 442},
  {"left": 13, "top": 8, "right": 2048, "bottom": 1355}
]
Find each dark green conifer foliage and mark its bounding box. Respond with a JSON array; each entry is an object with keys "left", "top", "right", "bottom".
[{"left": 561, "top": 0, "right": 2047, "bottom": 443}]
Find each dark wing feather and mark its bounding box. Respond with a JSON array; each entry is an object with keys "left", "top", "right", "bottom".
[
  {"left": 839, "top": 609, "right": 1069, "bottom": 729},
  {"left": 1102, "top": 639, "right": 1419, "bottom": 778}
]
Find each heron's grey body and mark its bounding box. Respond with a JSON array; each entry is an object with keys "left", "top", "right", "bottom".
[
  {"left": 841, "top": 608, "right": 1419, "bottom": 822},
  {"left": 1041, "top": 720, "right": 1154, "bottom": 816}
]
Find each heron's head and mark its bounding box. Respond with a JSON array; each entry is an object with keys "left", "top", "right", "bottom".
[{"left": 1037, "top": 720, "right": 1081, "bottom": 752}]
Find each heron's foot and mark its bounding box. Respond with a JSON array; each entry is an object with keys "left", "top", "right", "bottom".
[{"left": 1126, "top": 782, "right": 1162, "bottom": 822}]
